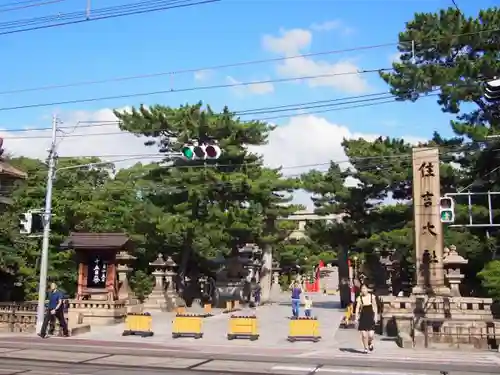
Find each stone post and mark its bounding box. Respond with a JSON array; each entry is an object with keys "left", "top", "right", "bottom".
[{"left": 443, "top": 245, "right": 468, "bottom": 297}]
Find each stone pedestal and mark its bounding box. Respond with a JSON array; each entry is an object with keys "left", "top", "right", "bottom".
[{"left": 67, "top": 299, "right": 126, "bottom": 327}]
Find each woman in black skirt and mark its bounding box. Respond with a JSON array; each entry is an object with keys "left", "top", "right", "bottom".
[{"left": 354, "top": 284, "right": 378, "bottom": 353}]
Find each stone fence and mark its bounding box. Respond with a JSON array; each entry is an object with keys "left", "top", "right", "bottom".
[{"left": 0, "top": 301, "right": 39, "bottom": 333}]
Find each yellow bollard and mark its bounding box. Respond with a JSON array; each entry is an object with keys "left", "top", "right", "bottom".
[
  {"left": 172, "top": 314, "right": 203, "bottom": 339},
  {"left": 227, "top": 315, "right": 258, "bottom": 341},
  {"left": 287, "top": 317, "right": 320, "bottom": 342},
  {"left": 122, "top": 313, "right": 154, "bottom": 337}
]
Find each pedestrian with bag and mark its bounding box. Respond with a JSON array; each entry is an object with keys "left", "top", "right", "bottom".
[{"left": 354, "top": 284, "right": 378, "bottom": 353}]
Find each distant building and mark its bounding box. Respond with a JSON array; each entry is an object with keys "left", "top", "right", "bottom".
[
  {"left": 279, "top": 210, "right": 345, "bottom": 241},
  {"left": 0, "top": 158, "right": 27, "bottom": 207}
]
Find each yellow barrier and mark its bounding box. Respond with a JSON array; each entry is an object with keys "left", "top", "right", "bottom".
[
  {"left": 227, "top": 315, "right": 259, "bottom": 341},
  {"left": 340, "top": 304, "right": 355, "bottom": 329},
  {"left": 287, "top": 317, "right": 320, "bottom": 342},
  {"left": 172, "top": 314, "right": 203, "bottom": 339},
  {"left": 122, "top": 313, "right": 154, "bottom": 337}
]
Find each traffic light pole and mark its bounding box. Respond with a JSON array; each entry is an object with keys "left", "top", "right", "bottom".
[{"left": 35, "top": 114, "right": 58, "bottom": 334}]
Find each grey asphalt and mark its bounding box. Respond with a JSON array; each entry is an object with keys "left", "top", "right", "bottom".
[{"left": 0, "top": 358, "right": 498, "bottom": 375}]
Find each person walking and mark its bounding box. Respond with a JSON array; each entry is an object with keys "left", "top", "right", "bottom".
[
  {"left": 290, "top": 281, "right": 302, "bottom": 317},
  {"left": 354, "top": 284, "right": 378, "bottom": 353},
  {"left": 39, "top": 282, "right": 69, "bottom": 338}
]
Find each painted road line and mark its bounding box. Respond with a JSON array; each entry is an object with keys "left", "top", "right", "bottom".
[{"left": 273, "top": 366, "right": 431, "bottom": 375}]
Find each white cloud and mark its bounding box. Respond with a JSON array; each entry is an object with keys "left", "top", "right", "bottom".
[
  {"left": 3, "top": 109, "right": 424, "bottom": 211},
  {"left": 250, "top": 114, "right": 425, "bottom": 209},
  {"left": 194, "top": 69, "right": 213, "bottom": 82},
  {"left": 262, "top": 28, "right": 313, "bottom": 55},
  {"left": 1, "top": 108, "right": 155, "bottom": 168},
  {"left": 310, "top": 20, "right": 354, "bottom": 35},
  {"left": 261, "top": 28, "right": 370, "bottom": 93},
  {"left": 226, "top": 76, "right": 275, "bottom": 96}
]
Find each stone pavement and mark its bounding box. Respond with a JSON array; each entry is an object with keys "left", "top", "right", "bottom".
[{"left": 67, "top": 293, "right": 348, "bottom": 351}]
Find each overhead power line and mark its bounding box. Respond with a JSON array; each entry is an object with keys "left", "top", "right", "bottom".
[
  {"left": 0, "top": 93, "right": 421, "bottom": 139},
  {"left": 1, "top": 27, "right": 499, "bottom": 97},
  {"left": 0, "top": 0, "right": 218, "bottom": 36},
  {"left": 0, "top": 68, "right": 391, "bottom": 113},
  {"left": 0, "top": 0, "right": 62, "bottom": 14},
  {"left": 0, "top": 91, "right": 398, "bottom": 134}
]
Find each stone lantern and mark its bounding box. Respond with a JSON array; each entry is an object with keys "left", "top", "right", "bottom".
[
  {"left": 163, "top": 256, "right": 179, "bottom": 311},
  {"left": 143, "top": 254, "right": 167, "bottom": 310},
  {"left": 443, "top": 245, "right": 468, "bottom": 297},
  {"left": 115, "top": 250, "right": 137, "bottom": 302},
  {"left": 377, "top": 248, "right": 396, "bottom": 296},
  {"left": 270, "top": 260, "right": 282, "bottom": 299}
]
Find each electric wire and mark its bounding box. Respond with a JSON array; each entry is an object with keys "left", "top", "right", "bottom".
[
  {"left": 0, "top": 0, "right": 62, "bottom": 14},
  {"left": 0, "top": 27, "right": 497, "bottom": 96},
  {"left": 0, "top": 92, "right": 430, "bottom": 139},
  {"left": 0, "top": 68, "right": 393, "bottom": 113},
  {"left": 0, "top": 91, "right": 399, "bottom": 134},
  {"left": 0, "top": 0, "right": 219, "bottom": 35}
]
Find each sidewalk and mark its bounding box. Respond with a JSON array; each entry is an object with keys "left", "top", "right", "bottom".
[{"left": 64, "top": 293, "right": 347, "bottom": 350}]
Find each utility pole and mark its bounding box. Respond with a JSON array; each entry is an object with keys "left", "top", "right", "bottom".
[{"left": 36, "top": 114, "right": 58, "bottom": 334}]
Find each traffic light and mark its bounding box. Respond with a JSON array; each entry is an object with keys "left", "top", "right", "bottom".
[
  {"left": 181, "top": 143, "right": 221, "bottom": 160},
  {"left": 18, "top": 211, "right": 44, "bottom": 234},
  {"left": 484, "top": 78, "right": 500, "bottom": 102},
  {"left": 31, "top": 212, "right": 44, "bottom": 233},
  {"left": 439, "top": 196, "right": 455, "bottom": 223},
  {"left": 19, "top": 212, "right": 32, "bottom": 234}
]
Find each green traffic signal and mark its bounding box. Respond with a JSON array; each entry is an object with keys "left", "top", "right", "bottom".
[
  {"left": 181, "top": 146, "right": 194, "bottom": 159},
  {"left": 440, "top": 210, "right": 453, "bottom": 223}
]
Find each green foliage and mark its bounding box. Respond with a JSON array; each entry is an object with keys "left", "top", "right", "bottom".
[
  {"left": 114, "top": 103, "right": 303, "bottom": 266},
  {"left": 0, "top": 102, "right": 307, "bottom": 301},
  {"left": 478, "top": 261, "right": 500, "bottom": 299},
  {"left": 130, "top": 270, "right": 154, "bottom": 302}
]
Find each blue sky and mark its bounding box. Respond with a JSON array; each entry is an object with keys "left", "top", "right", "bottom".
[{"left": 0, "top": 0, "right": 496, "bottom": 143}]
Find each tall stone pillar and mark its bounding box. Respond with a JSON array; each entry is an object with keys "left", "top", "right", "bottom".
[{"left": 411, "top": 147, "right": 450, "bottom": 296}]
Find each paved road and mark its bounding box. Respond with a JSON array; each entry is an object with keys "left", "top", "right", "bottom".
[
  {"left": 0, "top": 358, "right": 498, "bottom": 375},
  {"left": 0, "top": 342, "right": 498, "bottom": 374}
]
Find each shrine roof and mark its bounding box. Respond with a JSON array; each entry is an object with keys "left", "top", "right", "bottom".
[{"left": 61, "top": 232, "right": 131, "bottom": 250}]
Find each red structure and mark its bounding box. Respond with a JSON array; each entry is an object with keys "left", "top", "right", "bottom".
[
  {"left": 61, "top": 233, "right": 132, "bottom": 301},
  {"left": 304, "top": 260, "right": 324, "bottom": 292}
]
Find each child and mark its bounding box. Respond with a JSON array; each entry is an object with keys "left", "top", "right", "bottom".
[{"left": 304, "top": 295, "right": 313, "bottom": 317}]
